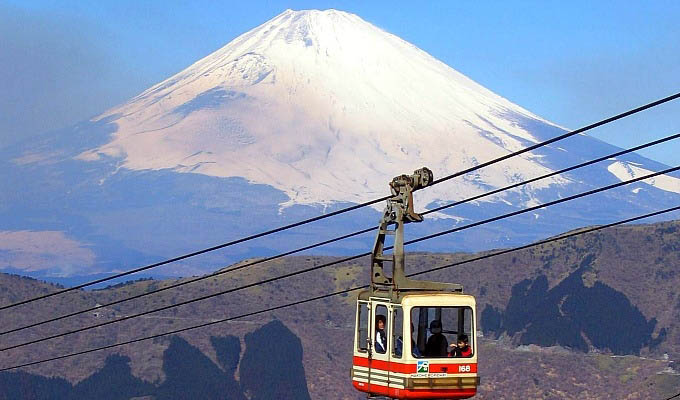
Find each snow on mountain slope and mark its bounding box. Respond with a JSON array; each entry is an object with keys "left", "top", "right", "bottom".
[
  {"left": 608, "top": 161, "right": 680, "bottom": 194},
  {"left": 77, "top": 9, "right": 571, "bottom": 208}
]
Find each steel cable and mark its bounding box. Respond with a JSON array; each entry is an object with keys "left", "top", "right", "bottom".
[
  {"left": 1, "top": 165, "right": 677, "bottom": 352},
  {"left": 2, "top": 92, "right": 678, "bottom": 311},
  {"left": 1, "top": 133, "right": 678, "bottom": 337},
  {"left": 1, "top": 204, "right": 678, "bottom": 371}
]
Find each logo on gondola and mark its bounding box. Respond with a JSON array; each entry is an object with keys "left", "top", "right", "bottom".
[{"left": 417, "top": 360, "right": 429, "bottom": 373}]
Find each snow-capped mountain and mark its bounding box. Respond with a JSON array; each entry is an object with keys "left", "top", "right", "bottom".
[
  {"left": 77, "top": 9, "right": 569, "bottom": 209},
  {"left": 2, "top": 9, "right": 679, "bottom": 279}
]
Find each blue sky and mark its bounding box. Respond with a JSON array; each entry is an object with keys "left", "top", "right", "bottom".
[{"left": 2, "top": 1, "right": 679, "bottom": 165}]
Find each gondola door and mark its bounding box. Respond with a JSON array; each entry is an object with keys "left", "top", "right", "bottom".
[
  {"left": 352, "top": 300, "right": 371, "bottom": 394},
  {"left": 368, "top": 300, "right": 391, "bottom": 396},
  {"left": 388, "top": 304, "right": 404, "bottom": 396}
]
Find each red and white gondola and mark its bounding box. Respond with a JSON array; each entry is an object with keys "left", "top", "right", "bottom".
[{"left": 351, "top": 168, "right": 479, "bottom": 399}]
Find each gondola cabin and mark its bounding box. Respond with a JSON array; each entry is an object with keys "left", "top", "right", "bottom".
[
  {"left": 351, "top": 168, "right": 479, "bottom": 399},
  {"left": 351, "top": 293, "right": 478, "bottom": 399}
]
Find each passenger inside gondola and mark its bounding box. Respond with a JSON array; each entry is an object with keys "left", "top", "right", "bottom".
[
  {"left": 424, "top": 319, "right": 448, "bottom": 357},
  {"left": 449, "top": 334, "right": 472, "bottom": 357},
  {"left": 375, "top": 314, "right": 387, "bottom": 353},
  {"left": 410, "top": 306, "right": 474, "bottom": 358},
  {"left": 396, "top": 323, "right": 421, "bottom": 357},
  {"left": 410, "top": 323, "right": 422, "bottom": 357}
]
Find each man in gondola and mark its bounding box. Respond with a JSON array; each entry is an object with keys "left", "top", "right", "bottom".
[{"left": 424, "top": 320, "right": 448, "bottom": 357}]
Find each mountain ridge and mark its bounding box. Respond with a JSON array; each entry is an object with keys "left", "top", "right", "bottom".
[{"left": 0, "top": 219, "right": 678, "bottom": 399}]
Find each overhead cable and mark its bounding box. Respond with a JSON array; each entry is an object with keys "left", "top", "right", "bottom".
[
  {"left": 1, "top": 204, "right": 678, "bottom": 371},
  {"left": 2, "top": 165, "right": 677, "bottom": 352},
  {"left": 664, "top": 391, "right": 680, "bottom": 400},
  {"left": 2, "top": 132, "right": 678, "bottom": 337},
  {"left": 423, "top": 132, "right": 680, "bottom": 216},
  {"left": 2, "top": 91, "right": 678, "bottom": 311},
  {"left": 430, "top": 92, "right": 680, "bottom": 185}
]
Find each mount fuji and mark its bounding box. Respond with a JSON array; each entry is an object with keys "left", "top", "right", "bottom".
[{"left": 2, "top": 9, "right": 679, "bottom": 279}]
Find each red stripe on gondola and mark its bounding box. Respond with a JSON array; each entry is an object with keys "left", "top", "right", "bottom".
[{"left": 353, "top": 356, "right": 477, "bottom": 374}]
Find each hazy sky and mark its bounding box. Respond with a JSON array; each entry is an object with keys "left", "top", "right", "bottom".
[{"left": 2, "top": 1, "right": 679, "bottom": 165}]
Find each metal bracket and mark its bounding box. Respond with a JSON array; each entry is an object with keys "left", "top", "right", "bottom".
[{"left": 370, "top": 167, "right": 462, "bottom": 295}]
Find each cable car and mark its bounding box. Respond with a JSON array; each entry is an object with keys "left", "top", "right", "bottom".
[{"left": 351, "top": 167, "right": 479, "bottom": 399}]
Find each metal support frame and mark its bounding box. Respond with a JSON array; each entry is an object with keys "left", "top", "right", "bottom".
[{"left": 369, "top": 167, "right": 462, "bottom": 296}]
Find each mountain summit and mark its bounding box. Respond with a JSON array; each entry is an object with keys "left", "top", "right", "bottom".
[{"left": 78, "top": 9, "right": 570, "bottom": 208}]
